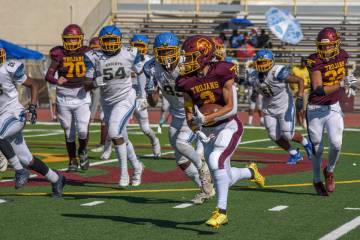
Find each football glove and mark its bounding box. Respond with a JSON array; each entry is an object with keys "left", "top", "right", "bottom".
[
  {"left": 192, "top": 105, "right": 206, "bottom": 125},
  {"left": 27, "top": 104, "right": 37, "bottom": 124},
  {"left": 93, "top": 75, "right": 106, "bottom": 88},
  {"left": 295, "top": 97, "right": 304, "bottom": 113},
  {"left": 145, "top": 76, "right": 156, "bottom": 93},
  {"left": 346, "top": 87, "right": 357, "bottom": 98},
  {"left": 196, "top": 130, "right": 211, "bottom": 143},
  {"left": 136, "top": 98, "right": 148, "bottom": 111},
  {"left": 341, "top": 74, "right": 358, "bottom": 89}
]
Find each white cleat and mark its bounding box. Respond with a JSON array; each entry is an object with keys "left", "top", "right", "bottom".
[
  {"left": 119, "top": 175, "right": 130, "bottom": 188},
  {"left": 101, "top": 141, "right": 112, "bottom": 160},
  {"left": 199, "top": 161, "right": 213, "bottom": 195},
  {"left": 90, "top": 144, "right": 104, "bottom": 153},
  {"left": 132, "top": 163, "right": 144, "bottom": 186},
  {"left": 157, "top": 125, "right": 162, "bottom": 134},
  {"left": 152, "top": 138, "right": 161, "bottom": 159},
  {"left": 0, "top": 152, "right": 8, "bottom": 172},
  {"left": 191, "top": 188, "right": 215, "bottom": 204}
]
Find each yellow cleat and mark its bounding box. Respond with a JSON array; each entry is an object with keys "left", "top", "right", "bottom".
[
  {"left": 205, "top": 208, "right": 228, "bottom": 229},
  {"left": 247, "top": 163, "right": 265, "bottom": 188}
]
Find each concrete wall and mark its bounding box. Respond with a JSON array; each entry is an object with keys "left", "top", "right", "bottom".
[{"left": 0, "top": 0, "right": 101, "bottom": 46}]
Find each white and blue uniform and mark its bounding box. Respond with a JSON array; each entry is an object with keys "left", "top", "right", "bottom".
[
  {"left": 144, "top": 58, "right": 198, "bottom": 166},
  {"left": 85, "top": 46, "right": 144, "bottom": 139},
  {"left": 0, "top": 60, "right": 32, "bottom": 165},
  {"left": 251, "top": 64, "right": 295, "bottom": 141}
]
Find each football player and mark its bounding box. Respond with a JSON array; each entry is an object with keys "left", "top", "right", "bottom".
[
  {"left": 130, "top": 34, "right": 161, "bottom": 158},
  {"left": 252, "top": 49, "right": 313, "bottom": 164},
  {"left": 84, "top": 25, "right": 145, "bottom": 187},
  {"left": 306, "top": 27, "right": 356, "bottom": 196},
  {"left": 0, "top": 44, "right": 65, "bottom": 197},
  {"left": 45, "top": 24, "right": 91, "bottom": 172},
  {"left": 144, "top": 32, "right": 213, "bottom": 204},
  {"left": 176, "top": 35, "right": 265, "bottom": 229}
]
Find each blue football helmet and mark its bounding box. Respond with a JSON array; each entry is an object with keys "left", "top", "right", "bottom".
[
  {"left": 153, "top": 32, "right": 180, "bottom": 67},
  {"left": 253, "top": 49, "right": 274, "bottom": 72},
  {"left": 130, "top": 34, "right": 149, "bottom": 55},
  {"left": 98, "top": 25, "right": 122, "bottom": 54},
  {"left": 0, "top": 42, "right": 5, "bottom": 64}
]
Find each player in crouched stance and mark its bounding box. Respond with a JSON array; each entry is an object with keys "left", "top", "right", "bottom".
[
  {"left": 84, "top": 25, "right": 144, "bottom": 187},
  {"left": 251, "top": 50, "right": 313, "bottom": 164},
  {"left": 0, "top": 44, "right": 65, "bottom": 197},
  {"left": 176, "top": 35, "right": 265, "bottom": 229},
  {"left": 306, "top": 27, "right": 356, "bottom": 196}
]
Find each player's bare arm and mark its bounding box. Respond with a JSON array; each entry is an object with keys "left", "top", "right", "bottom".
[
  {"left": 183, "top": 92, "right": 199, "bottom": 132},
  {"left": 287, "top": 75, "right": 304, "bottom": 98},
  {"left": 311, "top": 70, "right": 340, "bottom": 95},
  {"left": 22, "top": 77, "right": 39, "bottom": 105},
  {"left": 203, "top": 79, "right": 235, "bottom": 123},
  {"left": 45, "top": 60, "right": 68, "bottom": 86},
  {"left": 147, "top": 87, "right": 160, "bottom": 107}
]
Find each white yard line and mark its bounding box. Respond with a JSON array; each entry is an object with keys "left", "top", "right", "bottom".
[
  {"left": 268, "top": 205, "right": 288, "bottom": 211},
  {"left": 81, "top": 201, "right": 105, "bottom": 207},
  {"left": 173, "top": 203, "right": 193, "bottom": 209},
  {"left": 0, "top": 174, "right": 37, "bottom": 183},
  {"left": 345, "top": 208, "right": 360, "bottom": 210},
  {"left": 319, "top": 216, "right": 360, "bottom": 240},
  {"left": 0, "top": 199, "right": 6, "bottom": 204}
]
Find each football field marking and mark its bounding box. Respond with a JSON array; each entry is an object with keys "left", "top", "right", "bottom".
[
  {"left": 81, "top": 201, "right": 105, "bottom": 207},
  {"left": 345, "top": 208, "right": 360, "bottom": 210},
  {"left": 268, "top": 205, "right": 288, "bottom": 211},
  {"left": 173, "top": 203, "right": 193, "bottom": 209},
  {"left": 319, "top": 216, "right": 360, "bottom": 240},
  {"left": 0, "top": 199, "right": 6, "bottom": 204}
]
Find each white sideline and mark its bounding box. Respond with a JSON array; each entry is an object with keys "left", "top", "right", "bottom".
[
  {"left": 81, "top": 201, "right": 105, "bottom": 207},
  {"left": 319, "top": 216, "right": 360, "bottom": 240},
  {"left": 0, "top": 199, "right": 6, "bottom": 204},
  {"left": 345, "top": 208, "right": 360, "bottom": 210},
  {"left": 173, "top": 203, "right": 193, "bottom": 209},
  {"left": 268, "top": 205, "right": 288, "bottom": 211}
]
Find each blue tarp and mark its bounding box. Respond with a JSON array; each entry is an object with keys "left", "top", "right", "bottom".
[{"left": 0, "top": 39, "right": 43, "bottom": 60}]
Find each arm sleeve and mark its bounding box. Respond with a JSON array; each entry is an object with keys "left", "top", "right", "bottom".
[
  {"left": 132, "top": 49, "right": 145, "bottom": 75},
  {"left": 137, "top": 73, "right": 147, "bottom": 98},
  {"left": 214, "top": 85, "right": 238, "bottom": 121},
  {"left": 6, "top": 61, "right": 27, "bottom": 85},
  {"left": 84, "top": 52, "right": 96, "bottom": 79}
]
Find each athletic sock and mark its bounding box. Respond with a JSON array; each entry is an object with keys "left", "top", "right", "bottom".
[
  {"left": 229, "top": 167, "right": 252, "bottom": 186},
  {"left": 248, "top": 116, "right": 253, "bottom": 125},
  {"left": 100, "top": 124, "right": 107, "bottom": 145},
  {"left": 66, "top": 141, "right": 77, "bottom": 159},
  {"left": 29, "top": 157, "right": 59, "bottom": 183},
  {"left": 312, "top": 144, "right": 324, "bottom": 182},
  {"left": 301, "top": 137, "right": 309, "bottom": 147},
  {"left": 115, "top": 144, "right": 128, "bottom": 178},
  {"left": 78, "top": 138, "right": 88, "bottom": 153},
  {"left": 183, "top": 162, "right": 201, "bottom": 187},
  {"left": 9, "top": 156, "right": 23, "bottom": 171},
  {"left": 126, "top": 140, "right": 141, "bottom": 170},
  {"left": 213, "top": 169, "right": 230, "bottom": 210}
]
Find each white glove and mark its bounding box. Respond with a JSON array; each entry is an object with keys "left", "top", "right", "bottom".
[
  {"left": 94, "top": 75, "right": 106, "bottom": 87},
  {"left": 136, "top": 98, "right": 148, "bottom": 111},
  {"left": 196, "top": 130, "right": 211, "bottom": 143},
  {"left": 192, "top": 105, "right": 206, "bottom": 125},
  {"left": 346, "top": 87, "right": 357, "bottom": 98},
  {"left": 341, "top": 74, "right": 358, "bottom": 89}
]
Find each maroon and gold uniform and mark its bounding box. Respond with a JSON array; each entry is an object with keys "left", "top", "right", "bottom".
[{"left": 306, "top": 49, "right": 348, "bottom": 105}]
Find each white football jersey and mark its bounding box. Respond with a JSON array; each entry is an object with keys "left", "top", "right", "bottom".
[
  {"left": 144, "top": 58, "right": 185, "bottom": 119},
  {"left": 85, "top": 46, "right": 144, "bottom": 106},
  {"left": 0, "top": 60, "right": 27, "bottom": 114},
  {"left": 132, "top": 54, "right": 152, "bottom": 98},
  {"left": 251, "top": 64, "right": 293, "bottom": 115}
]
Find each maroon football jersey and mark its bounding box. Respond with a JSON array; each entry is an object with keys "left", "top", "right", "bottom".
[
  {"left": 306, "top": 48, "right": 349, "bottom": 105},
  {"left": 49, "top": 46, "right": 91, "bottom": 88},
  {"left": 176, "top": 62, "right": 236, "bottom": 108}
]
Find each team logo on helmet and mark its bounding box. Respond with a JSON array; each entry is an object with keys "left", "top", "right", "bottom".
[{"left": 62, "top": 24, "right": 84, "bottom": 51}]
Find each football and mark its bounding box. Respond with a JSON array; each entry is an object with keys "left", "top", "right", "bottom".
[{"left": 198, "top": 103, "right": 223, "bottom": 115}]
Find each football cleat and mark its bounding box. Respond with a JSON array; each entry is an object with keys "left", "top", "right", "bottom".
[
  {"left": 152, "top": 138, "right": 161, "bottom": 159},
  {"left": 313, "top": 181, "right": 329, "bottom": 196},
  {"left": 51, "top": 173, "right": 66, "bottom": 198},
  {"left": 67, "top": 159, "right": 78, "bottom": 172},
  {"left": 0, "top": 152, "right": 8, "bottom": 172},
  {"left": 132, "top": 163, "right": 144, "bottom": 186},
  {"left": 205, "top": 208, "right": 228, "bottom": 229},
  {"left": 101, "top": 139, "right": 112, "bottom": 160},
  {"left": 286, "top": 150, "right": 303, "bottom": 165},
  {"left": 90, "top": 144, "right": 104, "bottom": 153},
  {"left": 119, "top": 174, "right": 129, "bottom": 188},
  {"left": 303, "top": 141, "right": 313, "bottom": 160},
  {"left": 79, "top": 150, "right": 89, "bottom": 170},
  {"left": 199, "top": 161, "right": 213, "bottom": 194},
  {"left": 14, "top": 168, "right": 30, "bottom": 189},
  {"left": 323, "top": 168, "right": 335, "bottom": 193},
  {"left": 191, "top": 188, "right": 215, "bottom": 204},
  {"left": 247, "top": 163, "right": 265, "bottom": 188}
]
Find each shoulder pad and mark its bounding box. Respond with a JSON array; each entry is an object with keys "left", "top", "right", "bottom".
[
  {"left": 274, "top": 65, "right": 290, "bottom": 81},
  {"left": 214, "top": 62, "right": 236, "bottom": 81},
  {"left": 6, "top": 60, "right": 23, "bottom": 74},
  {"left": 143, "top": 58, "right": 156, "bottom": 77}
]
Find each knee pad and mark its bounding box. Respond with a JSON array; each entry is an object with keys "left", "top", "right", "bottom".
[
  {"left": 282, "top": 131, "right": 294, "bottom": 142},
  {"left": 78, "top": 131, "right": 88, "bottom": 140},
  {"left": 176, "top": 155, "right": 189, "bottom": 166},
  {"left": 268, "top": 131, "right": 279, "bottom": 142},
  {"left": 330, "top": 139, "right": 342, "bottom": 151}
]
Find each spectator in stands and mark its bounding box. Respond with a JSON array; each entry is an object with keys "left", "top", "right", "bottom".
[
  {"left": 219, "top": 32, "right": 227, "bottom": 47},
  {"left": 257, "top": 29, "right": 272, "bottom": 49},
  {"left": 229, "top": 29, "right": 243, "bottom": 49},
  {"left": 291, "top": 57, "right": 310, "bottom": 128},
  {"left": 249, "top": 28, "right": 258, "bottom": 48}
]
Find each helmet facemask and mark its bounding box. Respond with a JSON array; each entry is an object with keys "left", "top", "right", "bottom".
[
  {"left": 0, "top": 48, "right": 5, "bottom": 65},
  {"left": 99, "top": 35, "right": 121, "bottom": 54},
  {"left": 131, "top": 41, "right": 148, "bottom": 55},
  {"left": 254, "top": 58, "right": 274, "bottom": 72},
  {"left": 62, "top": 34, "right": 84, "bottom": 51},
  {"left": 154, "top": 46, "right": 180, "bottom": 69},
  {"left": 179, "top": 50, "right": 202, "bottom": 75},
  {"left": 316, "top": 39, "right": 340, "bottom": 61}
]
